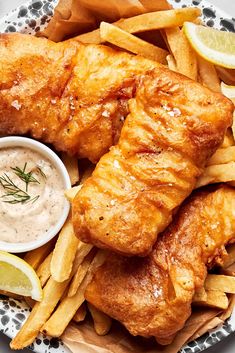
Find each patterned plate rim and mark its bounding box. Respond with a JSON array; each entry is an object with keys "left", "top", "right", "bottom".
[{"left": 0, "top": 1, "right": 234, "bottom": 353}]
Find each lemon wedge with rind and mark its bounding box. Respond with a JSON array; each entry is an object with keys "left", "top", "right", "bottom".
[
  {"left": 0, "top": 251, "right": 42, "bottom": 301},
  {"left": 183, "top": 22, "right": 235, "bottom": 69}
]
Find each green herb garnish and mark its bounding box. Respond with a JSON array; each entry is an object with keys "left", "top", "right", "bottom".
[
  {"left": 11, "top": 163, "right": 39, "bottom": 192},
  {"left": 0, "top": 163, "right": 46, "bottom": 205}
]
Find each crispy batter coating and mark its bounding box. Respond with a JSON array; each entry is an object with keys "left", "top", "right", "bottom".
[
  {"left": 0, "top": 33, "right": 157, "bottom": 162},
  {"left": 73, "top": 69, "right": 233, "bottom": 256},
  {"left": 85, "top": 185, "right": 235, "bottom": 345}
]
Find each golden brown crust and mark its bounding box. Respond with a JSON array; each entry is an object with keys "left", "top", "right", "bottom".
[
  {"left": 73, "top": 68, "right": 233, "bottom": 256},
  {"left": 0, "top": 33, "right": 157, "bottom": 162},
  {"left": 85, "top": 185, "right": 235, "bottom": 345}
]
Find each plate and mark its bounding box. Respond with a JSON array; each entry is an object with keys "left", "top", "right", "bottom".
[{"left": 0, "top": 1, "right": 234, "bottom": 353}]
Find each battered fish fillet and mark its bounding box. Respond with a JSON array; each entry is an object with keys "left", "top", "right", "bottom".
[
  {"left": 73, "top": 69, "right": 233, "bottom": 256},
  {"left": 0, "top": 33, "right": 157, "bottom": 162},
  {"left": 85, "top": 185, "right": 235, "bottom": 345}
]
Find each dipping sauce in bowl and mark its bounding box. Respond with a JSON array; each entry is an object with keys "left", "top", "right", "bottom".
[{"left": 0, "top": 137, "right": 71, "bottom": 253}]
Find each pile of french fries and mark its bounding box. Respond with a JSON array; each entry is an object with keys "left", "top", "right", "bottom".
[{"left": 6, "top": 3, "right": 235, "bottom": 350}]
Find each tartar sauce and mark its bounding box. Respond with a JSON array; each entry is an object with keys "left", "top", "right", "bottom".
[{"left": 0, "top": 147, "right": 65, "bottom": 243}]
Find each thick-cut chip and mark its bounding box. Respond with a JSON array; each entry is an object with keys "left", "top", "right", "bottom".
[
  {"left": 87, "top": 303, "right": 112, "bottom": 335},
  {"left": 73, "top": 303, "right": 87, "bottom": 323},
  {"left": 205, "top": 275, "right": 235, "bottom": 293},
  {"left": 73, "top": 242, "right": 94, "bottom": 270},
  {"left": 42, "top": 271, "right": 91, "bottom": 337},
  {"left": 207, "top": 146, "right": 235, "bottom": 166},
  {"left": 61, "top": 153, "right": 79, "bottom": 186},
  {"left": 193, "top": 287, "right": 207, "bottom": 302},
  {"left": 166, "top": 54, "right": 177, "bottom": 71},
  {"left": 193, "top": 290, "right": 228, "bottom": 310},
  {"left": 114, "top": 8, "right": 201, "bottom": 34},
  {"left": 10, "top": 276, "right": 70, "bottom": 349},
  {"left": 221, "top": 129, "right": 235, "bottom": 148},
  {"left": 41, "top": 250, "right": 107, "bottom": 338},
  {"left": 197, "top": 56, "right": 221, "bottom": 92},
  {"left": 165, "top": 27, "right": 197, "bottom": 80},
  {"left": 64, "top": 165, "right": 94, "bottom": 202},
  {"left": 100, "top": 22, "right": 168, "bottom": 63},
  {"left": 68, "top": 249, "right": 95, "bottom": 297},
  {"left": 36, "top": 253, "right": 52, "bottom": 287},
  {"left": 24, "top": 239, "right": 56, "bottom": 270},
  {"left": 75, "top": 8, "right": 200, "bottom": 44},
  {"left": 65, "top": 185, "right": 83, "bottom": 202},
  {"left": 51, "top": 217, "right": 79, "bottom": 282},
  {"left": 196, "top": 162, "right": 235, "bottom": 188},
  {"left": 221, "top": 244, "right": 235, "bottom": 269}
]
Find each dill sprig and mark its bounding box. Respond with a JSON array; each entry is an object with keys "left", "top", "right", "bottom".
[
  {"left": 0, "top": 163, "right": 45, "bottom": 205},
  {"left": 0, "top": 174, "right": 31, "bottom": 204},
  {"left": 11, "top": 162, "right": 39, "bottom": 192},
  {"left": 37, "top": 166, "right": 47, "bottom": 179}
]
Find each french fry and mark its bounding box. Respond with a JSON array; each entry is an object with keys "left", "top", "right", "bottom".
[
  {"left": 41, "top": 251, "right": 107, "bottom": 338},
  {"left": 65, "top": 185, "right": 82, "bottom": 202},
  {"left": 87, "top": 249, "right": 108, "bottom": 274},
  {"left": 61, "top": 152, "right": 79, "bottom": 186},
  {"left": 113, "top": 8, "right": 201, "bottom": 34},
  {"left": 221, "top": 244, "right": 235, "bottom": 269},
  {"left": 164, "top": 27, "right": 197, "bottom": 80},
  {"left": 219, "top": 293, "right": 235, "bottom": 321},
  {"left": 36, "top": 252, "right": 52, "bottom": 287},
  {"left": 50, "top": 217, "right": 79, "bottom": 282},
  {"left": 10, "top": 276, "right": 70, "bottom": 349},
  {"left": 207, "top": 146, "right": 235, "bottom": 166},
  {"left": 41, "top": 272, "right": 89, "bottom": 337},
  {"left": 74, "top": 28, "right": 101, "bottom": 44},
  {"left": 221, "top": 129, "right": 235, "bottom": 148},
  {"left": 205, "top": 275, "right": 235, "bottom": 293},
  {"left": 100, "top": 22, "right": 168, "bottom": 63},
  {"left": 75, "top": 8, "right": 200, "bottom": 44},
  {"left": 166, "top": 54, "right": 177, "bottom": 72},
  {"left": 68, "top": 249, "right": 96, "bottom": 297},
  {"left": 193, "top": 290, "right": 228, "bottom": 310},
  {"left": 73, "top": 242, "right": 94, "bottom": 269},
  {"left": 196, "top": 162, "right": 235, "bottom": 188},
  {"left": 23, "top": 238, "right": 56, "bottom": 270},
  {"left": 73, "top": 302, "right": 87, "bottom": 323},
  {"left": 193, "top": 287, "right": 207, "bottom": 302},
  {"left": 87, "top": 303, "right": 112, "bottom": 335},
  {"left": 197, "top": 56, "right": 221, "bottom": 92}
]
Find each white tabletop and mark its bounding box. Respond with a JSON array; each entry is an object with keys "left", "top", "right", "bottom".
[{"left": 0, "top": 0, "right": 235, "bottom": 352}]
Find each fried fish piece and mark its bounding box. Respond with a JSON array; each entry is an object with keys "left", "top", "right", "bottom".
[
  {"left": 85, "top": 185, "right": 235, "bottom": 345},
  {"left": 0, "top": 33, "right": 157, "bottom": 163},
  {"left": 73, "top": 69, "right": 233, "bottom": 256}
]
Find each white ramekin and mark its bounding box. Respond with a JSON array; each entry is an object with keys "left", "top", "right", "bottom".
[{"left": 0, "top": 136, "right": 71, "bottom": 253}]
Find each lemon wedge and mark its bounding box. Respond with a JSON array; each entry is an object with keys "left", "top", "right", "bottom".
[
  {"left": 0, "top": 251, "right": 42, "bottom": 301},
  {"left": 183, "top": 22, "right": 235, "bottom": 69},
  {"left": 221, "top": 82, "right": 235, "bottom": 99}
]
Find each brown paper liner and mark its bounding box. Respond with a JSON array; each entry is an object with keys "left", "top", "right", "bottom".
[
  {"left": 62, "top": 305, "right": 230, "bottom": 353},
  {"left": 41, "top": 0, "right": 172, "bottom": 41}
]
